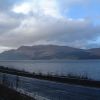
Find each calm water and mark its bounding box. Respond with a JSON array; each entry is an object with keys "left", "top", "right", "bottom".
[{"left": 0, "top": 60, "right": 100, "bottom": 80}]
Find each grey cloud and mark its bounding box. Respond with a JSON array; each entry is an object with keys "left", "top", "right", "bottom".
[
  {"left": 0, "top": 15, "right": 100, "bottom": 49},
  {"left": 0, "top": 0, "right": 99, "bottom": 50},
  {"left": 0, "top": 12, "right": 22, "bottom": 35},
  {"left": 0, "top": 0, "right": 17, "bottom": 12}
]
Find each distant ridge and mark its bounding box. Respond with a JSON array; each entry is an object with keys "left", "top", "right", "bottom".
[
  {"left": 87, "top": 48, "right": 100, "bottom": 56},
  {"left": 0, "top": 45, "right": 100, "bottom": 60}
]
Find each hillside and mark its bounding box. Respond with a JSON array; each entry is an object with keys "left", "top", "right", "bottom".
[
  {"left": 87, "top": 48, "right": 100, "bottom": 56},
  {"left": 0, "top": 45, "right": 100, "bottom": 60}
]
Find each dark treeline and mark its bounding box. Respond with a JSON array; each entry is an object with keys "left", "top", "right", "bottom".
[{"left": 0, "top": 66, "right": 100, "bottom": 88}]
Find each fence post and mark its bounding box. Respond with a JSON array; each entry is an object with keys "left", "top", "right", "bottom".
[
  {"left": 16, "top": 75, "right": 19, "bottom": 89},
  {"left": 2, "top": 74, "right": 6, "bottom": 86}
]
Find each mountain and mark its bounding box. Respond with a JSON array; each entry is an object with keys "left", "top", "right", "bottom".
[
  {"left": 87, "top": 48, "right": 100, "bottom": 56},
  {"left": 0, "top": 50, "right": 31, "bottom": 60},
  {"left": 0, "top": 45, "right": 100, "bottom": 60}
]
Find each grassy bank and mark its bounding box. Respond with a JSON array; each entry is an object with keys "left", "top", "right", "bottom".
[{"left": 0, "top": 66, "right": 100, "bottom": 88}]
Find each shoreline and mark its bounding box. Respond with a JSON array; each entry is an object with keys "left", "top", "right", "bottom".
[{"left": 0, "top": 66, "right": 100, "bottom": 88}]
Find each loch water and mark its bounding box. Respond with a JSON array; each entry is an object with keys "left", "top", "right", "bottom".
[{"left": 0, "top": 60, "right": 100, "bottom": 80}]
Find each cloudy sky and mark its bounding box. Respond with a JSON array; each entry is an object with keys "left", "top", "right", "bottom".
[{"left": 0, "top": 0, "right": 100, "bottom": 52}]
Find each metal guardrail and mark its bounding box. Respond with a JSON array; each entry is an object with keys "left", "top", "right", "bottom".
[
  {"left": 0, "top": 72, "right": 66, "bottom": 100},
  {"left": 1, "top": 72, "right": 100, "bottom": 100},
  {"left": 0, "top": 73, "right": 48, "bottom": 100}
]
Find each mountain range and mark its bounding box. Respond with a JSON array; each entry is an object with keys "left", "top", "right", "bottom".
[{"left": 0, "top": 45, "right": 100, "bottom": 60}]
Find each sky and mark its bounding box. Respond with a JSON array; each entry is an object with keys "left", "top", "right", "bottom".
[{"left": 0, "top": 0, "right": 100, "bottom": 52}]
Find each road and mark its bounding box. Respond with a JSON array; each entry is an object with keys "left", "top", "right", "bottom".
[{"left": 0, "top": 73, "right": 100, "bottom": 100}]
